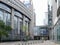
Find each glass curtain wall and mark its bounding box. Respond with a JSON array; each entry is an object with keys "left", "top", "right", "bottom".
[
  {"left": 0, "top": 2, "right": 30, "bottom": 41},
  {"left": 18, "top": 19, "right": 23, "bottom": 40},
  {"left": 4, "top": 12, "right": 11, "bottom": 25},
  {"left": 0, "top": 10, "right": 3, "bottom": 20},
  {"left": 14, "top": 16, "right": 18, "bottom": 38},
  {"left": 0, "top": 3, "right": 11, "bottom": 40},
  {"left": 52, "top": 19, "right": 60, "bottom": 41},
  {"left": 57, "top": 27, "right": 60, "bottom": 41},
  {"left": 14, "top": 11, "right": 23, "bottom": 40},
  {"left": 24, "top": 17, "right": 30, "bottom": 40},
  {"left": 0, "top": 3, "right": 11, "bottom": 25},
  {"left": 57, "top": 20, "right": 60, "bottom": 41}
]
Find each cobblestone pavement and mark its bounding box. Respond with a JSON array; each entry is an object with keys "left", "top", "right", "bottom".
[{"left": 0, "top": 40, "right": 60, "bottom": 45}]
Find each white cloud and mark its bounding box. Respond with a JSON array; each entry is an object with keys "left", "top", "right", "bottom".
[{"left": 33, "top": 0, "right": 48, "bottom": 26}]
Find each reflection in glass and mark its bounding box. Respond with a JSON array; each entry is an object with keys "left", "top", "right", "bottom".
[
  {"left": 14, "top": 11, "right": 22, "bottom": 18},
  {"left": 18, "top": 19, "right": 23, "bottom": 34},
  {"left": 0, "top": 10, "right": 3, "bottom": 20},
  {"left": 14, "top": 16, "right": 18, "bottom": 35},
  {"left": 0, "top": 3, "right": 11, "bottom": 12},
  {"left": 57, "top": 28, "right": 60, "bottom": 41},
  {"left": 4, "top": 12, "right": 11, "bottom": 25},
  {"left": 25, "top": 21, "right": 29, "bottom": 35},
  {"left": 7, "top": 13, "right": 11, "bottom": 25}
]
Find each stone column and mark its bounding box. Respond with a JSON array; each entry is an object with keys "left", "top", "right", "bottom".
[
  {"left": 11, "top": 8, "right": 14, "bottom": 39},
  {"left": 22, "top": 16, "right": 25, "bottom": 32},
  {"left": 11, "top": 8, "right": 14, "bottom": 29}
]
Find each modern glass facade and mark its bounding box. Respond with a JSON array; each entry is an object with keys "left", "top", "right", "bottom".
[
  {"left": 48, "top": 5, "right": 52, "bottom": 26},
  {"left": 33, "top": 26, "right": 49, "bottom": 40},
  {"left": 0, "top": 9, "right": 11, "bottom": 25},
  {"left": 0, "top": 1, "right": 31, "bottom": 41},
  {"left": 51, "top": 19, "right": 60, "bottom": 41},
  {"left": 0, "top": 3, "right": 11, "bottom": 25},
  {"left": 48, "top": 0, "right": 60, "bottom": 42}
]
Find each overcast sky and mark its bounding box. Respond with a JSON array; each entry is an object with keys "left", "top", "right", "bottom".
[{"left": 33, "top": 0, "right": 48, "bottom": 26}]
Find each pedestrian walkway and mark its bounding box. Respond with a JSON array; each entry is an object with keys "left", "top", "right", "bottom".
[
  {"left": 39, "top": 40, "right": 60, "bottom": 45},
  {"left": 0, "top": 40, "right": 60, "bottom": 45}
]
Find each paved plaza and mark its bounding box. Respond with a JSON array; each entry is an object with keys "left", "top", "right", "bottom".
[{"left": 0, "top": 40, "right": 60, "bottom": 45}]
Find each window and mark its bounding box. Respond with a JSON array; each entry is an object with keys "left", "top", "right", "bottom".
[
  {"left": 14, "top": 16, "right": 18, "bottom": 35},
  {"left": 0, "top": 3, "right": 11, "bottom": 41},
  {"left": 25, "top": 21, "right": 27, "bottom": 33},
  {"left": 57, "top": 28, "right": 60, "bottom": 41},
  {"left": 6, "top": 13, "right": 11, "bottom": 25},
  {"left": 24, "top": 17, "right": 30, "bottom": 36},
  {"left": 18, "top": 19, "right": 23, "bottom": 34},
  {"left": 14, "top": 16, "right": 23, "bottom": 40},
  {"left": 0, "top": 9, "right": 11, "bottom": 25},
  {"left": 0, "top": 10, "right": 3, "bottom": 20},
  {"left": 14, "top": 10, "right": 22, "bottom": 18},
  {"left": 4, "top": 12, "right": 11, "bottom": 25},
  {"left": 0, "top": 3, "right": 11, "bottom": 12},
  {"left": 14, "top": 10, "right": 23, "bottom": 34},
  {"left": 0, "top": 3, "right": 11, "bottom": 25}
]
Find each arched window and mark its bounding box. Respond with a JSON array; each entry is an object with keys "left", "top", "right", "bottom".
[
  {"left": 0, "top": 3, "right": 11, "bottom": 12},
  {"left": 0, "top": 3, "right": 11, "bottom": 25},
  {"left": 14, "top": 10, "right": 23, "bottom": 18}
]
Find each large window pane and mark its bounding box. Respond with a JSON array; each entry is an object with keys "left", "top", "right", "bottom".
[
  {"left": 18, "top": 19, "right": 23, "bottom": 34},
  {"left": 4, "top": 12, "right": 7, "bottom": 24},
  {"left": 0, "top": 3, "right": 11, "bottom": 12},
  {"left": 57, "top": 28, "right": 60, "bottom": 41},
  {"left": 0, "top": 10, "right": 3, "bottom": 20},
  {"left": 6, "top": 13, "right": 11, "bottom": 25},
  {"left": 4, "top": 12, "right": 11, "bottom": 25},
  {"left": 25, "top": 21, "right": 29, "bottom": 36},
  {"left": 24, "top": 17, "right": 30, "bottom": 36},
  {"left": 14, "top": 11, "right": 22, "bottom": 18},
  {"left": 14, "top": 16, "right": 18, "bottom": 35}
]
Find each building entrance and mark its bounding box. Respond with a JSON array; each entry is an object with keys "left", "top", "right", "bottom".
[{"left": 34, "top": 36, "right": 40, "bottom": 40}]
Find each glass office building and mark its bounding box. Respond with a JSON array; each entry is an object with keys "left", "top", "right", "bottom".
[
  {"left": 48, "top": 0, "right": 60, "bottom": 42},
  {"left": 33, "top": 26, "right": 49, "bottom": 40},
  {"left": 51, "top": 19, "right": 60, "bottom": 41},
  {"left": 0, "top": 0, "right": 33, "bottom": 41}
]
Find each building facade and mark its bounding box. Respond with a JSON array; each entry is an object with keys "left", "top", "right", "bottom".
[
  {"left": 20, "top": 0, "right": 35, "bottom": 39},
  {"left": 48, "top": 0, "right": 60, "bottom": 42},
  {"left": 20, "top": 0, "right": 33, "bottom": 11},
  {"left": 33, "top": 26, "right": 49, "bottom": 40},
  {"left": 48, "top": 0, "right": 53, "bottom": 40},
  {"left": 0, "top": 0, "right": 34, "bottom": 41}
]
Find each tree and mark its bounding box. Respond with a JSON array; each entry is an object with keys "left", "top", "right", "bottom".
[
  {"left": 23, "top": 25, "right": 29, "bottom": 41},
  {"left": 0, "top": 20, "right": 12, "bottom": 42}
]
